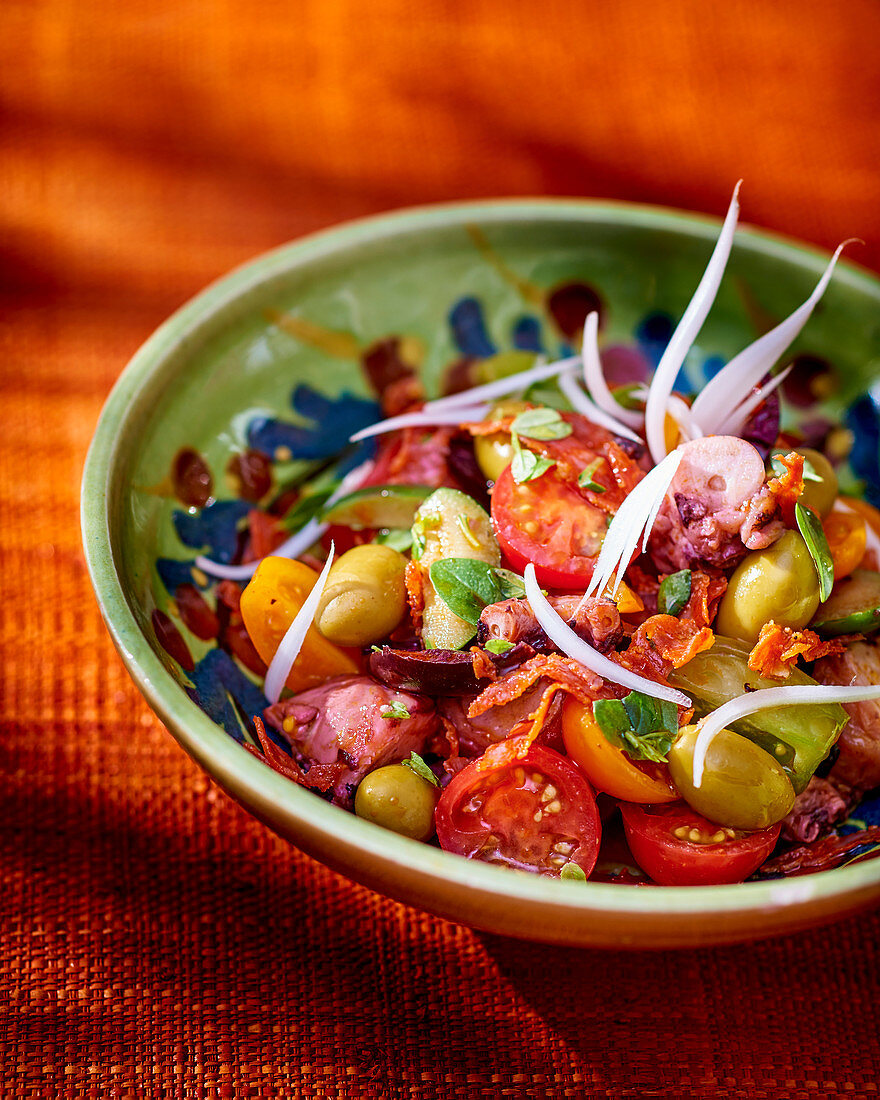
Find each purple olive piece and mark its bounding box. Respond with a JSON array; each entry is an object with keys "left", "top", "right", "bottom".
[
  {"left": 369, "top": 644, "right": 534, "bottom": 696},
  {"left": 446, "top": 434, "right": 491, "bottom": 509},
  {"left": 741, "top": 385, "right": 780, "bottom": 460}
]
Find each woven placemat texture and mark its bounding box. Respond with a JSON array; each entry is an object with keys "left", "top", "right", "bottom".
[{"left": 4, "top": 2, "right": 880, "bottom": 1096}]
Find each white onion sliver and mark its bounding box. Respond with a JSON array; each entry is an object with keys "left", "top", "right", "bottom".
[
  {"left": 263, "top": 543, "right": 337, "bottom": 704},
  {"left": 585, "top": 449, "right": 682, "bottom": 599},
  {"left": 195, "top": 459, "right": 375, "bottom": 581},
  {"left": 644, "top": 183, "right": 742, "bottom": 464},
  {"left": 349, "top": 404, "right": 490, "bottom": 443},
  {"left": 557, "top": 372, "right": 642, "bottom": 442},
  {"left": 714, "top": 365, "right": 792, "bottom": 436},
  {"left": 581, "top": 311, "right": 643, "bottom": 429},
  {"left": 525, "top": 564, "right": 691, "bottom": 707},
  {"left": 423, "top": 355, "right": 581, "bottom": 413},
  {"left": 692, "top": 243, "right": 849, "bottom": 433},
  {"left": 691, "top": 683, "right": 880, "bottom": 787},
  {"left": 665, "top": 394, "right": 704, "bottom": 443}
]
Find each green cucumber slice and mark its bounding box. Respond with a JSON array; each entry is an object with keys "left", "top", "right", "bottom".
[
  {"left": 810, "top": 569, "right": 880, "bottom": 636},
  {"left": 322, "top": 484, "right": 432, "bottom": 530}
]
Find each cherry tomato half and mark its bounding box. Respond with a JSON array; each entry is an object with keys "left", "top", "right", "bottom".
[
  {"left": 435, "top": 746, "right": 601, "bottom": 878},
  {"left": 491, "top": 464, "right": 609, "bottom": 589},
  {"left": 619, "top": 802, "right": 781, "bottom": 886},
  {"left": 561, "top": 697, "right": 678, "bottom": 804}
]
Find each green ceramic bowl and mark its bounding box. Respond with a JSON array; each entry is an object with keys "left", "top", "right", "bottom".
[{"left": 82, "top": 199, "right": 880, "bottom": 948}]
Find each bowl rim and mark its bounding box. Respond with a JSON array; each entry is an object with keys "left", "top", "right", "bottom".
[{"left": 81, "top": 196, "right": 880, "bottom": 922}]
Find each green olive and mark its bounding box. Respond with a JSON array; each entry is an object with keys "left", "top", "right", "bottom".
[
  {"left": 668, "top": 724, "right": 796, "bottom": 830},
  {"left": 354, "top": 764, "right": 438, "bottom": 840},
  {"left": 772, "top": 447, "right": 838, "bottom": 517},
  {"left": 314, "top": 544, "right": 407, "bottom": 647},
  {"left": 716, "top": 530, "right": 820, "bottom": 643},
  {"left": 473, "top": 400, "right": 529, "bottom": 484}
]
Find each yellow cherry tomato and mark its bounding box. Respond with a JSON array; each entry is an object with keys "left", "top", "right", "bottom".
[
  {"left": 824, "top": 510, "right": 867, "bottom": 580},
  {"left": 561, "top": 697, "right": 678, "bottom": 803},
  {"left": 240, "top": 556, "right": 360, "bottom": 692},
  {"left": 838, "top": 497, "right": 880, "bottom": 568}
]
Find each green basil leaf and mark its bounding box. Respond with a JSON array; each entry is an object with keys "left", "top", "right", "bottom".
[
  {"left": 484, "top": 638, "right": 515, "bottom": 654},
  {"left": 402, "top": 751, "right": 439, "bottom": 787},
  {"left": 592, "top": 699, "right": 631, "bottom": 750},
  {"left": 429, "top": 558, "right": 506, "bottom": 626},
  {"left": 375, "top": 528, "right": 413, "bottom": 552},
  {"left": 510, "top": 407, "right": 573, "bottom": 441},
  {"left": 510, "top": 446, "right": 556, "bottom": 484},
  {"left": 578, "top": 458, "right": 606, "bottom": 493},
  {"left": 560, "top": 862, "right": 587, "bottom": 882},
  {"left": 380, "top": 700, "right": 411, "bottom": 721},
  {"left": 657, "top": 569, "right": 692, "bottom": 616},
  {"left": 795, "top": 502, "right": 834, "bottom": 602}
]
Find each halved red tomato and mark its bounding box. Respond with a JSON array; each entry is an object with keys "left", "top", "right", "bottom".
[
  {"left": 619, "top": 802, "right": 780, "bottom": 886},
  {"left": 491, "top": 464, "right": 610, "bottom": 589},
  {"left": 435, "top": 745, "right": 601, "bottom": 878}
]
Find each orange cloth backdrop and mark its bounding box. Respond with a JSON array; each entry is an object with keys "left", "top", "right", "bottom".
[{"left": 2, "top": 2, "right": 880, "bottom": 1096}]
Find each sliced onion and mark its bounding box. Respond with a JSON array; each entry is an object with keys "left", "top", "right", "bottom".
[
  {"left": 645, "top": 183, "right": 742, "bottom": 464},
  {"left": 557, "top": 372, "right": 642, "bottom": 442},
  {"left": 714, "top": 365, "right": 792, "bottom": 437},
  {"left": 423, "top": 354, "right": 581, "bottom": 412},
  {"left": 195, "top": 460, "right": 374, "bottom": 581},
  {"left": 525, "top": 564, "right": 691, "bottom": 707},
  {"left": 665, "top": 394, "right": 704, "bottom": 443},
  {"left": 585, "top": 449, "right": 682, "bottom": 599},
  {"left": 263, "top": 543, "right": 337, "bottom": 704},
  {"left": 691, "top": 242, "right": 851, "bottom": 433},
  {"left": 349, "top": 405, "right": 491, "bottom": 443},
  {"left": 581, "top": 311, "right": 643, "bottom": 429},
  {"left": 691, "top": 683, "right": 880, "bottom": 787}
]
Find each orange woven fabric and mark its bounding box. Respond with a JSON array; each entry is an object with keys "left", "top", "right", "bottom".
[{"left": 3, "top": 2, "right": 880, "bottom": 1097}]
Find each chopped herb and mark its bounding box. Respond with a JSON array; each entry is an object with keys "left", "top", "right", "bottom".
[
  {"left": 593, "top": 691, "right": 678, "bottom": 763},
  {"left": 456, "top": 513, "right": 482, "bottom": 550},
  {"left": 560, "top": 862, "right": 587, "bottom": 882},
  {"left": 578, "top": 458, "right": 606, "bottom": 493},
  {"left": 657, "top": 569, "right": 692, "bottom": 616},
  {"left": 796, "top": 502, "right": 834, "bottom": 602},
  {"left": 510, "top": 431, "right": 556, "bottom": 484},
  {"left": 411, "top": 512, "right": 439, "bottom": 560},
  {"left": 429, "top": 558, "right": 505, "bottom": 626},
  {"left": 485, "top": 638, "right": 515, "bottom": 654},
  {"left": 510, "top": 406, "right": 573, "bottom": 441},
  {"left": 375, "top": 527, "right": 414, "bottom": 553},
  {"left": 380, "top": 700, "right": 411, "bottom": 721},
  {"left": 402, "top": 751, "right": 439, "bottom": 787}
]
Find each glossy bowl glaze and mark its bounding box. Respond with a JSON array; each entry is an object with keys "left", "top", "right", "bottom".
[{"left": 82, "top": 200, "right": 880, "bottom": 948}]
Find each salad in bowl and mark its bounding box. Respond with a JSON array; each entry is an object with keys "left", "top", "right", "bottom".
[{"left": 147, "top": 185, "right": 880, "bottom": 890}]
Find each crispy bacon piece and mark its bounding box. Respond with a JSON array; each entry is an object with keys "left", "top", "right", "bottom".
[
  {"left": 404, "top": 558, "right": 424, "bottom": 634},
  {"left": 246, "top": 716, "right": 344, "bottom": 793},
  {"left": 614, "top": 615, "right": 714, "bottom": 683},
  {"left": 766, "top": 450, "right": 805, "bottom": 522},
  {"left": 748, "top": 621, "right": 848, "bottom": 680},
  {"left": 467, "top": 653, "right": 605, "bottom": 719},
  {"left": 755, "top": 827, "right": 880, "bottom": 878},
  {"left": 680, "top": 571, "right": 727, "bottom": 629},
  {"left": 470, "top": 646, "right": 498, "bottom": 681},
  {"left": 439, "top": 680, "right": 564, "bottom": 757},
  {"left": 474, "top": 683, "right": 570, "bottom": 772},
  {"left": 739, "top": 450, "right": 805, "bottom": 550}
]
